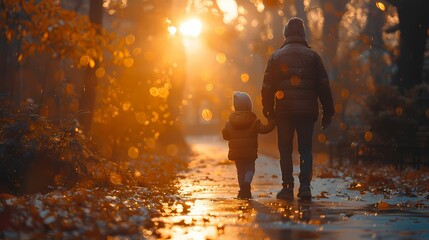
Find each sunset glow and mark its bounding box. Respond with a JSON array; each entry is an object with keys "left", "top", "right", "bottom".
[
  {"left": 180, "top": 18, "right": 202, "bottom": 37},
  {"left": 216, "top": 0, "right": 238, "bottom": 23}
]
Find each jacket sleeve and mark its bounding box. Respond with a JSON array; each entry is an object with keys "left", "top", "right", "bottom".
[
  {"left": 258, "top": 119, "right": 276, "bottom": 134},
  {"left": 222, "top": 124, "right": 230, "bottom": 140},
  {"left": 261, "top": 56, "right": 276, "bottom": 115},
  {"left": 315, "top": 53, "right": 335, "bottom": 119}
]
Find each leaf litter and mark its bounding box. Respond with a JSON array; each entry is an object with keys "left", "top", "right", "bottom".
[
  {"left": 314, "top": 160, "right": 429, "bottom": 208},
  {"left": 0, "top": 152, "right": 188, "bottom": 239}
]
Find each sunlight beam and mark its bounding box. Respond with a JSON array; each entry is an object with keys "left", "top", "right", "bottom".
[{"left": 180, "top": 18, "right": 202, "bottom": 37}]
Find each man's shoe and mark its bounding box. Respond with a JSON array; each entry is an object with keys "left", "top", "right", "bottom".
[
  {"left": 237, "top": 189, "right": 252, "bottom": 199},
  {"left": 297, "top": 185, "right": 312, "bottom": 201},
  {"left": 276, "top": 186, "right": 294, "bottom": 201}
]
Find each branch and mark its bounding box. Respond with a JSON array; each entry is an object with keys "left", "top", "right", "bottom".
[
  {"left": 384, "top": 0, "right": 400, "bottom": 7},
  {"left": 385, "top": 23, "right": 400, "bottom": 34},
  {"left": 19, "top": 0, "right": 32, "bottom": 21}
]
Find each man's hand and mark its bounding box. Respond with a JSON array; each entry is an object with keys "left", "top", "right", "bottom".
[
  {"left": 263, "top": 108, "right": 274, "bottom": 120},
  {"left": 321, "top": 116, "right": 331, "bottom": 130}
]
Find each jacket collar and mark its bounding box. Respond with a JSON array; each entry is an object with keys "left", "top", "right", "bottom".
[{"left": 281, "top": 36, "right": 310, "bottom": 48}]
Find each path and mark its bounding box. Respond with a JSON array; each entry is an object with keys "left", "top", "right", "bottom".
[{"left": 154, "top": 135, "right": 429, "bottom": 240}]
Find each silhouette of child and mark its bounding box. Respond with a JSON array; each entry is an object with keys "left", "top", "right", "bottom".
[{"left": 222, "top": 91, "right": 276, "bottom": 199}]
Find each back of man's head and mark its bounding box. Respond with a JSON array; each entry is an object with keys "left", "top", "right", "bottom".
[{"left": 284, "top": 17, "right": 306, "bottom": 39}]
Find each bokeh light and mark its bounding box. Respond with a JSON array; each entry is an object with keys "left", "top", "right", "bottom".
[
  {"left": 168, "top": 26, "right": 177, "bottom": 36},
  {"left": 128, "top": 146, "right": 139, "bottom": 159},
  {"left": 95, "top": 67, "right": 105, "bottom": 78},
  {"left": 80, "top": 55, "right": 90, "bottom": 66},
  {"left": 335, "top": 103, "right": 343, "bottom": 113},
  {"left": 149, "top": 87, "right": 159, "bottom": 97},
  {"left": 339, "top": 122, "right": 347, "bottom": 130},
  {"left": 166, "top": 144, "right": 178, "bottom": 156},
  {"left": 125, "top": 34, "right": 135, "bottom": 45},
  {"left": 240, "top": 73, "right": 250, "bottom": 83},
  {"left": 216, "top": 53, "right": 227, "bottom": 64},
  {"left": 122, "top": 101, "right": 131, "bottom": 111},
  {"left": 341, "top": 89, "right": 350, "bottom": 99},
  {"left": 205, "top": 83, "right": 214, "bottom": 91},
  {"left": 376, "top": 2, "right": 386, "bottom": 11},
  {"left": 290, "top": 76, "right": 301, "bottom": 86},
  {"left": 201, "top": 109, "right": 213, "bottom": 121},
  {"left": 275, "top": 90, "right": 284, "bottom": 100},
  {"left": 318, "top": 133, "right": 327, "bottom": 143},
  {"left": 395, "top": 106, "right": 403, "bottom": 116},
  {"left": 217, "top": 0, "right": 238, "bottom": 23},
  {"left": 364, "top": 131, "right": 373, "bottom": 142},
  {"left": 124, "top": 58, "right": 134, "bottom": 68},
  {"left": 135, "top": 112, "right": 146, "bottom": 124}
]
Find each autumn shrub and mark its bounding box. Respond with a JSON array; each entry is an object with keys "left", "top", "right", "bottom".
[
  {"left": 0, "top": 102, "right": 137, "bottom": 195},
  {"left": 365, "top": 84, "right": 429, "bottom": 145}
]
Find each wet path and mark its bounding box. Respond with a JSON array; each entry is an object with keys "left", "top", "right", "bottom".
[{"left": 154, "top": 136, "right": 429, "bottom": 240}]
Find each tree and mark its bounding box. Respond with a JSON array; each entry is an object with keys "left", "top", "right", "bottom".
[
  {"left": 79, "top": 0, "right": 103, "bottom": 132},
  {"left": 319, "top": 0, "right": 348, "bottom": 76},
  {"left": 361, "top": 0, "right": 389, "bottom": 85},
  {"left": 0, "top": 0, "right": 127, "bottom": 113},
  {"left": 385, "top": 0, "right": 429, "bottom": 90}
]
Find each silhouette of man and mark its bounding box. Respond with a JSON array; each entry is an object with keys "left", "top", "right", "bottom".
[{"left": 261, "top": 17, "right": 334, "bottom": 201}]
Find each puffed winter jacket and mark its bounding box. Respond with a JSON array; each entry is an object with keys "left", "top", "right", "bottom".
[
  {"left": 261, "top": 36, "right": 334, "bottom": 121},
  {"left": 222, "top": 111, "right": 275, "bottom": 161}
]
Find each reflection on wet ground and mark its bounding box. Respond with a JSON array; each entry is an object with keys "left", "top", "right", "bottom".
[{"left": 153, "top": 136, "right": 429, "bottom": 239}]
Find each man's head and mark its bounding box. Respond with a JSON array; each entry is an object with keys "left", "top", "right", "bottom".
[
  {"left": 284, "top": 17, "right": 306, "bottom": 39},
  {"left": 233, "top": 91, "right": 253, "bottom": 111}
]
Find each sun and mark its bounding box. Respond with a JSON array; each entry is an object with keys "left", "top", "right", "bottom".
[{"left": 179, "top": 18, "right": 202, "bottom": 37}]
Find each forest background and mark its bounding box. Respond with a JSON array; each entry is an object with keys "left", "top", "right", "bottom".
[{"left": 0, "top": 0, "right": 428, "bottom": 194}]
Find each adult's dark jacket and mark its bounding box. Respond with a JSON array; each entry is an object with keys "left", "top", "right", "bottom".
[
  {"left": 222, "top": 111, "right": 275, "bottom": 161},
  {"left": 261, "top": 36, "right": 334, "bottom": 122}
]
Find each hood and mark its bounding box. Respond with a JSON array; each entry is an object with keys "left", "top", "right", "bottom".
[
  {"left": 233, "top": 91, "right": 253, "bottom": 111},
  {"left": 228, "top": 111, "right": 257, "bottom": 130}
]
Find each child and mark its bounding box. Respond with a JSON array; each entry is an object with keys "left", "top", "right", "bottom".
[{"left": 222, "top": 91, "right": 276, "bottom": 199}]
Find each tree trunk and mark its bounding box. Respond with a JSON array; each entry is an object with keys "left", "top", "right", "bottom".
[
  {"left": 387, "top": 0, "right": 429, "bottom": 90},
  {"left": 294, "top": 0, "right": 311, "bottom": 42},
  {"left": 319, "top": 0, "right": 348, "bottom": 77},
  {"left": 79, "top": 0, "right": 103, "bottom": 131},
  {"left": 1, "top": 39, "right": 20, "bottom": 104},
  {"left": 362, "top": 0, "right": 388, "bottom": 85},
  {"left": 0, "top": 37, "right": 12, "bottom": 96}
]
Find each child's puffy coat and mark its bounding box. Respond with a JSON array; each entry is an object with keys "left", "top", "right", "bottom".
[{"left": 222, "top": 111, "right": 274, "bottom": 161}]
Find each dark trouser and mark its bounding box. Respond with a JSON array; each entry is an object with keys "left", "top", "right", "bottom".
[
  {"left": 235, "top": 160, "right": 255, "bottom": 189},
  {"left": 276, "top": 116, "right": 314, "bottom": 187}
]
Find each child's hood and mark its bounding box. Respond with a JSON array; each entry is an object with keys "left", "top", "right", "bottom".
[{"left": 228, "top": 111, "right": 257, "bottom": 130}]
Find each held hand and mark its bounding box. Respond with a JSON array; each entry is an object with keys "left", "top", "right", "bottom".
[
  {"left": 321, "top": 117, "right": 331, "bottom": 130},
  {"left": 263, "top": 108, "right": 274, "bottom": 120}
]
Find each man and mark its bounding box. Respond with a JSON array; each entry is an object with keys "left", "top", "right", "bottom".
[{"left": 261, "top": 17, "right": 334, "bottom": 201}]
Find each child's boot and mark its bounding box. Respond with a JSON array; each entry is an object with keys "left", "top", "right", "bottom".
[{"left": 237, "top": 183, "right": 252, "bottom": 199}]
